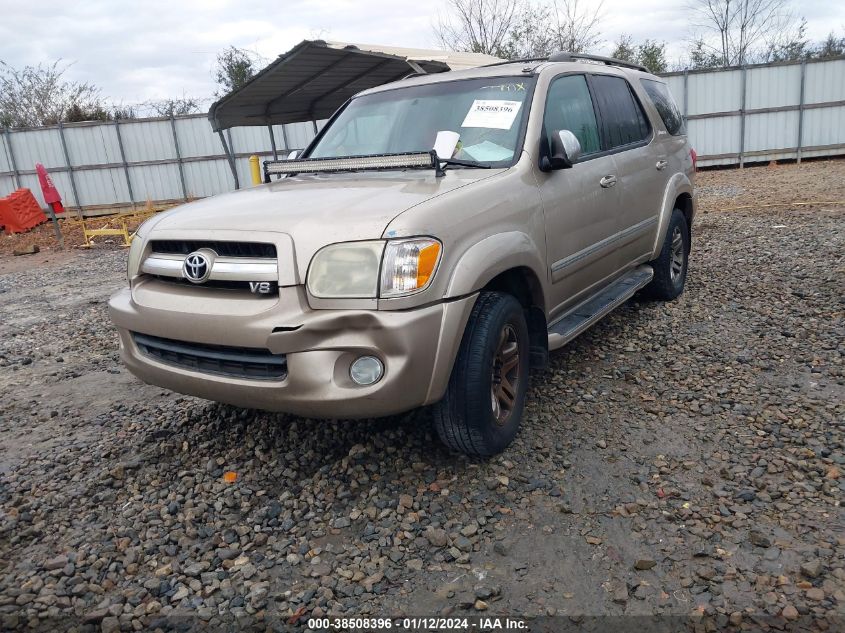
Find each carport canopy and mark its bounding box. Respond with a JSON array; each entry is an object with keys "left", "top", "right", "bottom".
[{"left": 208, "top": 40, "right": 502, "bottom": 131}]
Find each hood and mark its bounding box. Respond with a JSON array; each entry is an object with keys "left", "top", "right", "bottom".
[{"left": 152, "top": 169, "right": 503, "bottom": 246}]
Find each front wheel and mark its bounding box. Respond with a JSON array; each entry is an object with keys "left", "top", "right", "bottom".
[
  {"left": 433, "top": 292, "right": 529, "bottom": 457},
  {"left": 643, "top": 208, "right": 690, "bottom": 301}
]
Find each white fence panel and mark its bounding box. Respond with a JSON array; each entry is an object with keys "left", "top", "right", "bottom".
[
  {"left": 183, "top": 159, "right": 233, "bottom": 198},
  {"left": 687, "top": 116, "right": 741, "bottom": 164},
  {"left": 687, "top": 69, "right": 742, "bottom": 115},
  {"left": 73, "top": 168, "right": 131, "bottom": 206},
  {"left": 174, "top": 117, "right": 220, "bottom": 158},
  {"left": 63, "top": 123, "right": 123, "bottom": 166},
  {"left": 804, "top": 58, "right": 845, "bottom": 103},
  {"left": 120, "top": 120, "right": 176, "bottom": 162},
  {"left": 9, "top": 128, "right": 66, "bottom": 170},
  {"left": 0, "top": 134, "right": 12, "bottom": 173},
  {"left": 128, "top": 164, "right": 183, "bottom": 202},
  {"left": 802, "top": 106, "right": 845, "bottom": 151},
  {"left": 745, "top": 64, "right": 801, "bottom": 109},
  {"left": 0, "top": 175, "right": 15, "bottom": 197}
]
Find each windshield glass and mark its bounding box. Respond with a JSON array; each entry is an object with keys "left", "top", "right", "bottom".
[{"left": 308, "top": 76, "right": 535, "bottom": 165}]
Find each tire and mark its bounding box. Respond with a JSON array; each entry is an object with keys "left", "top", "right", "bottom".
[
  {"left": 433, "top": 291, "right": 530, "bottom": 457},
  {"left": 642, "top": 209, "right": 690, "bottom": 301}
]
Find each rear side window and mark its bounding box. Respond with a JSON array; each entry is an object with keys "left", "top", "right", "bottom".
[
  {"left": 641, "top": 79, "right": 685, "bottom": 135},
  {"left": 590, "top": 75, "right": 650, "bottom": 149},
  {"left": 543, "top": 74, "right": 601, "bottom": 155}
]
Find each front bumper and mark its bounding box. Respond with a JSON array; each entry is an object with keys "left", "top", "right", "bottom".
[{"left": 108, "top": 281, "right": 476, "bottom": 418}]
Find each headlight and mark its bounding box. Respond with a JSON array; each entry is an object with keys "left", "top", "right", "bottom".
[
  {"left": 307, "top": 241, "right": 384, "bottom": 298},
  {"left": 306, "top": 237, "right": 442, "bottom": 299},
  {"left": 380, "top": 238, "right": 441, "bottom": 297}
]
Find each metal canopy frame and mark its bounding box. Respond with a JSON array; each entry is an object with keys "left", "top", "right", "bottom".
[{"left": 207, "top": 40, "right": 456, "bottom": 132}]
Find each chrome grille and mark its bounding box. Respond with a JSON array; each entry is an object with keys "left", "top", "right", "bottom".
[
  {"left": 133, "top": 333, "right": 287, "bottom": 381},
  {"left": 149, "top": 240, "right": 276, "bottom": 258}
]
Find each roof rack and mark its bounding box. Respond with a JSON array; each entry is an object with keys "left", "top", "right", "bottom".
[
  {"left": 480, "top": 52, "right": 648, "bottom": 73},
  {"left": 547, "top": 51, "right": 648, "bottom": 72}
]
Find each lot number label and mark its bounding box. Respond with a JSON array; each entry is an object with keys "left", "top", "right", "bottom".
[{"left": 461, "top": 100, "right": 522, "bottom": 130}]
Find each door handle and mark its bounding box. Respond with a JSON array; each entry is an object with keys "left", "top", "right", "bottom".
[
  {"left": 599, "top": 175, "right": 617, "bottom": 188},
  {"left": 656, "top": 160, "right": 668, "bottom": 171}
]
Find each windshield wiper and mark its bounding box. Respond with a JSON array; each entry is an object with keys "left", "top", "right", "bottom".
[{"left": 437, "top": 158, "right": 494, "bottom": 170}]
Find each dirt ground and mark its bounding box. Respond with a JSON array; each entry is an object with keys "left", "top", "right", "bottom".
[{"left": 0, "top": 160, "right": 843, "bottom": 632}]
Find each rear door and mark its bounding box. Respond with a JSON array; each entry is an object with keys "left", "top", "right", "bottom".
[
  {"left": 588, "top": 74, "right": 662, "bottom": 270},
  {"left": 536, "top": 73, "right": 622, "bottom": 318}
]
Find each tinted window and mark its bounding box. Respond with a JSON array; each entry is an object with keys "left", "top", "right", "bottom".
[
  {"left": 590, "top": 75, "right": 650, "bottom": 149},
  {"left": 641, "top": 79, "right": 685, "bottom": 135},
  {"left": 543, "top": 75, "right": 601, "bottom": 155}
]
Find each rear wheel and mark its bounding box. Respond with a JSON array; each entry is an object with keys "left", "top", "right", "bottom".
[
  {"left": 433, "top": 292, "right": 529, "bottom": 457},
  {"left": 643, "top": 209, "right": 689, "bottom": 301}
]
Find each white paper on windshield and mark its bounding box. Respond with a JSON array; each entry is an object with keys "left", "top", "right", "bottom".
[
  {"left": 433, "top": 130, "right": 460, "bottom": 159},
  {"left": 461, "top": 141, "right": 513, "bottom": 162},
  {"left": 461, "top": 100, "right": 522, "bottom": 130}
]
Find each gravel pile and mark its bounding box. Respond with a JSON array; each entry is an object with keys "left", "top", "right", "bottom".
[{"left": 1, "top": 167, "right": 843, "bottom": 631}]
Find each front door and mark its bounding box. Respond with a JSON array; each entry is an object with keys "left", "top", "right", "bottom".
[{"left": 535, "top": 73, "right": 621, "bottom": 319}]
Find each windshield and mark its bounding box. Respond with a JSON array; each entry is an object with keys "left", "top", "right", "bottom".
[{"left": 308, "top": 76, "right": 535, "bottom": 166}]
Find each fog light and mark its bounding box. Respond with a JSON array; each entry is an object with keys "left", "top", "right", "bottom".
[{"left": 350, "top": 356, "right": 384, "bottom": 385}]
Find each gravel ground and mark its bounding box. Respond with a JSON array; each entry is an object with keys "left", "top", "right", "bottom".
[{"left": 1, "top": 162, "right": 843, "bottom": 632}]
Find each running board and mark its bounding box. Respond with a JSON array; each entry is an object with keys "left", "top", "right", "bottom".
[{"left": 548, "top": 266, "right": 653, "bottom": 351}]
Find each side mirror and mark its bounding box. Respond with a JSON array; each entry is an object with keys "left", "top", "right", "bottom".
[
  {"left": 540, "top": 130, "right": 582, "bottom": 171},
  {"left": 287, "top": 149, "right": 301, "bottom": 160}
]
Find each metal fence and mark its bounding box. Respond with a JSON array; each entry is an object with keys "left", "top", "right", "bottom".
[
  {"left": 1, "top": 56, "right": 844, "bottom": 212},
  {"left": 0, "top": 117, "right": 324, "bottom": 214},
  {"left": 663, "top": 55, "right": 845, "bottom": 167}
]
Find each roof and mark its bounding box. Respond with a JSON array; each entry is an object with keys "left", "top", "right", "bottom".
[{"left": 207, "top": 40, "right": 502, "bottom": 131}]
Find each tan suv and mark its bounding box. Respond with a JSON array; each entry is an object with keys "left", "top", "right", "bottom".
[{"left": 110, "top": 52, "right": 695, "bottom": 456}]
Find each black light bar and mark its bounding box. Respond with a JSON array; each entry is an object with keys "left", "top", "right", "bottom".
[{"left": 263, "top": 151, "right": 440, "bottom": 181}]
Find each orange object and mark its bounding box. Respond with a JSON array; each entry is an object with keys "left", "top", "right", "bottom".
[
  {"left": 0, "top": 189, "right": 47, "bottom": 234},
  {"left": 36, "top": 163, "right": 64, "bottom": 212},
  {"left": 223, "top": 471, "right": 238, "bottom": 483}
]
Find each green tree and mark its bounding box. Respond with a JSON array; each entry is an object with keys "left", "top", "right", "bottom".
[
  {"left": 611, "top": 35, "right": 667, "bottom": 73},
  {"left": 637, "top": 40, "right": 667, "bottom": 73},
  {"left": 815, "top": 31, "right": 845, "bottom": 59},
  {"left": 687, "top": 37, "right": 722, "bottom": 69},
  {"left": 611, "top": 34, "right": 637, "bottom": 64},
  {"left": 215, "top": 46, "right": 260, "bottom": 96}
]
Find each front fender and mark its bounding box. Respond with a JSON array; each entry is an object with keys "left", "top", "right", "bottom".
[
  {"left": 652, "top": 173, "right": 695, "bottom": 258},
  {"left": 444, "top": 231, "right": 547, "bottom": 309}
]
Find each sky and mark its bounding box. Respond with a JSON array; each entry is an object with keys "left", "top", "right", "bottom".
[{"left": 0, "top": 0, "right": 842, "bottom": 106}]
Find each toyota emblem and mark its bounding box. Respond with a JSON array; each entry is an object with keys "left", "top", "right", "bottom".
[{"left": 182, "top": 250, "right": 213, "bottom": 283}]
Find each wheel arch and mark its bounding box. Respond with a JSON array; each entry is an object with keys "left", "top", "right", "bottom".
[
  {"left": 651, "top": 174, "right": 695, "bottom": 258},
  {"left": 444, "top": 232, "right": 549, "bottom": 370}
]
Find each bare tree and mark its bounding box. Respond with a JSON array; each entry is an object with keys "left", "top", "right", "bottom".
[
  {"left": 550, "top": 0, "right": 604, "bottom": 53},
  {"left": 690, "top": 0, "right": 793, "bottom": 66},
  {"left": 435, "top": 0, "right": 522, "bottom": 57},
  {"left": 500, "top": 2, "right": 557, "bottom": 58},
  {"left": 0, "top": 60, "right": 104, "bottom": 128},
  {"left": 763, "top": 17, "right": 810, "bottom": 62},
  {"left": 435, "top": 0, "right": 603, "bottom": 59},
  {"left": 141, "top": 97, "right": 203, "bottom": 118}
]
